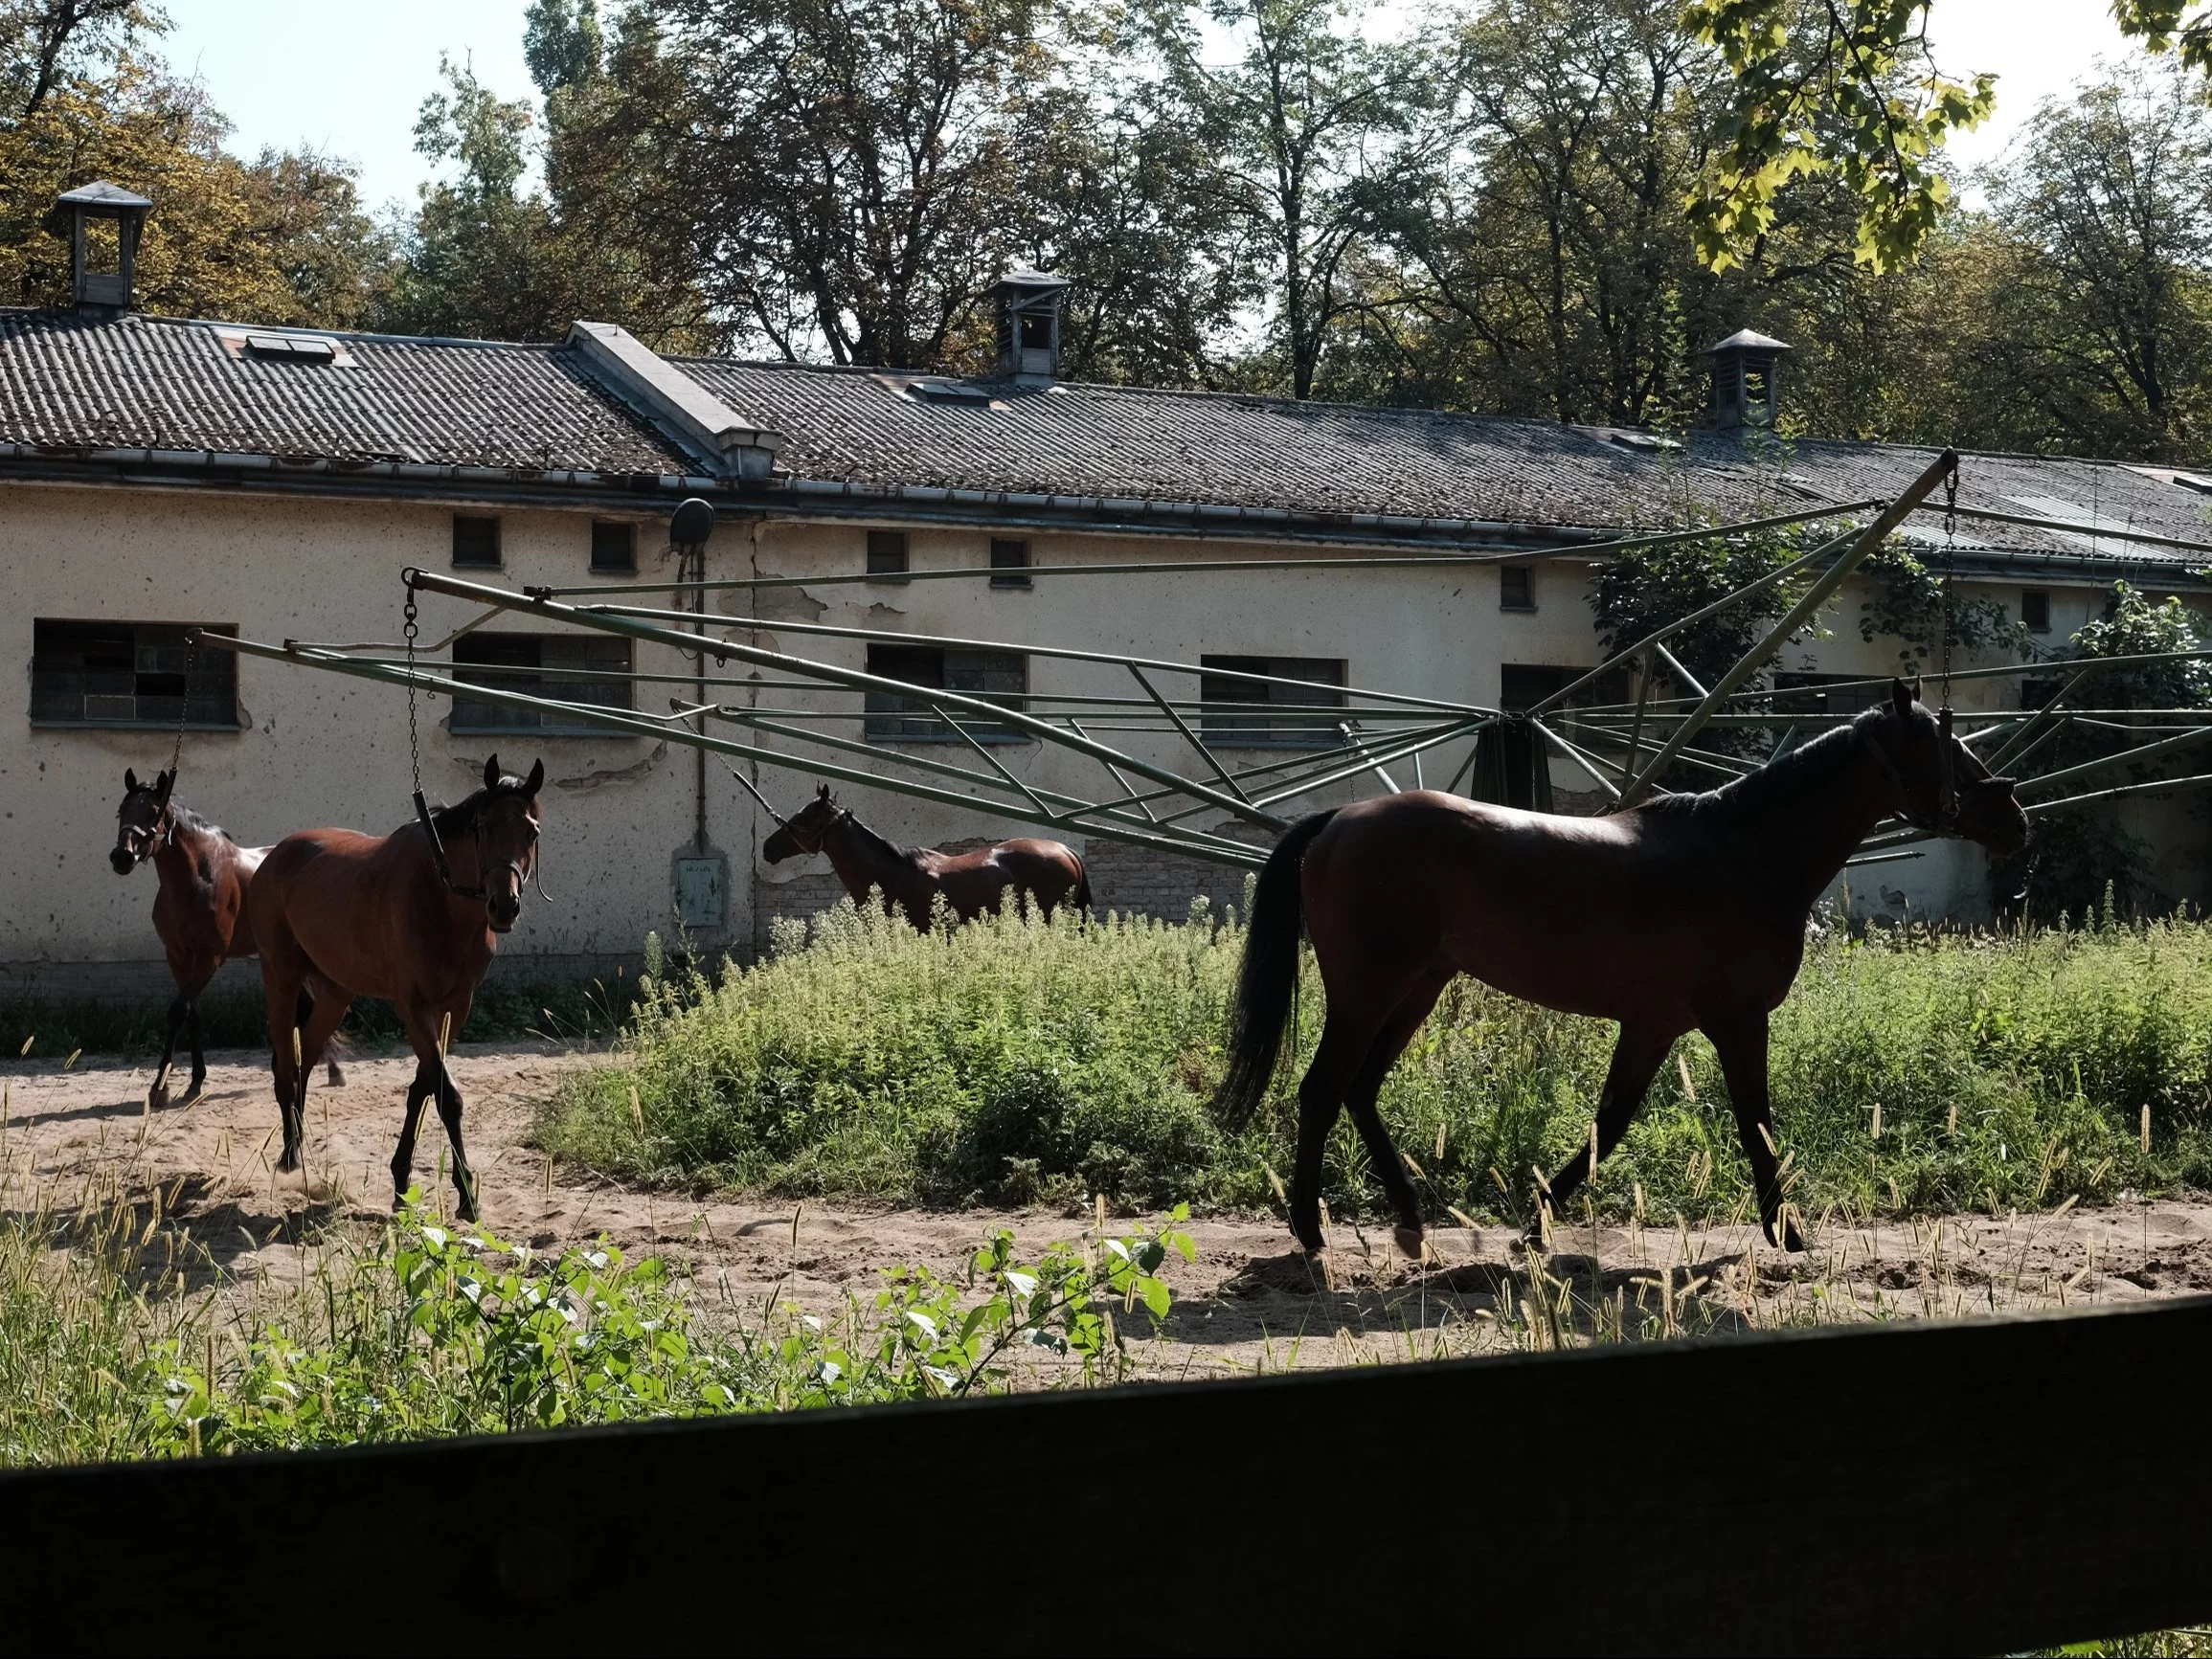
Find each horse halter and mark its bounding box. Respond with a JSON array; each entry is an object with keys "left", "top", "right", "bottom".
[
  {"left": 1862, "top": 709, "right": 1960, "bottom": 836},
  {"left": 118, "top": 796, "right": 175, "bottom": 864},
  {"left": 782, "top": 802, "right": 848, "bottom": 856}
]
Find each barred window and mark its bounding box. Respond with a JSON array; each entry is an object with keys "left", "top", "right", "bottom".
[
  {"left": 452, "top": 633, "right": 633, "bottom": 734},
  {"left": 453, "top": 514, "right": 501, "bottom": 568},
  {"left": 32, "top": 621, "right": 238, "bottom": 729},
  {"left": 865, "top": 644, "right": 1027, "bottom": 742},
  {"left": 1199, "top": 655, "right": 1345, "bottom": 748},
  {"left": 591, "top": 522, "right": 638, "bottom": 573}
]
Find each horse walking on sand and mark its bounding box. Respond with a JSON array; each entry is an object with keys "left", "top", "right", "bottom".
[
  {"left": 110, "top": 768, "right": 343, "bottom": 1110},
  {"left": 761, "top": 784, "right": 1089, "bottom": 929},
  {"left": 246, "top": 755, "right": 545, "bottom": 1222},
  {"left": 1213, "top": 683, "right": 2030, "bottom": 1259}
]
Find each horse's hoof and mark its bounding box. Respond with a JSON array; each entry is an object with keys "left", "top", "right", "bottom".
[
  {"left": 145, "top": 1085, "right": 169, "bottom": 1112},
  {"left": 327, "top": 1066, "right": 346, "bottom": 1087},
  {"left": 274, "top": 1151, "right": 302, "bottom": 1176},
  {"left": 176, "top": 1081, "right": 207, "bottom": 1110},
  {"left": 1764, "top": 1217, "right": 1807, "bottom": 1252},
  {"left": 1393, "top": 1223, "right": 1427, "bottom": 1262}
]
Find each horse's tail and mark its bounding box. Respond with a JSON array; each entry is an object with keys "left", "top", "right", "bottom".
[
  {"left": 1070, "top": 858, "right": 1092, "bottom": 914},
  {"left": 1212, "top": 811, "right": 1336, "bottom": 1132}
]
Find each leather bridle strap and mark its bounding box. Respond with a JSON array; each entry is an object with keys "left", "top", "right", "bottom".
[{"left": 1862, "top": 724, "right": 1958, "bottom": 834}]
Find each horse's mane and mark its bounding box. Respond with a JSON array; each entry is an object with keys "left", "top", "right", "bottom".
[
  {"left": 1635, "top": 706, "right": 1886, "bottom": 821},
  {"left": 837, "top": 810, "right": 912, "bottom": 862},
  {"left": 169, "top": 802, "right": 237, "bottom": 844}
]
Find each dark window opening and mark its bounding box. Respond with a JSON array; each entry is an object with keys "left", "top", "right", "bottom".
[
  {"left": 1500, "top": 566, "right": 1535, "bottom": 612},
  {"left": 452, "top": 633, "right": 633, "bottom": 734},
  {"left": 865, "top": 644, "right": 1027, "bottom": 742},
  {"left": 1018, "top": 311, "right": 1053, "bottom": 350},
  {"left": 591, "top": 521, "right": 637, "bottom": 573},
  {"left": 989, "top": 538, "right": 1032, "bottom": 589},
  {"left": 2020, "top": 677, "right": 2065, "bottom": 710},
  {"left": 1743, "top": 366, "right": 1772, "bottom": 422},
  {"left": 866, "top": 529, "right": 910, "bottom": 579},
  {"left": 1199, "top": 655, "right": 1346, "bottom": 748},
  {"left": 2021, "top": 589, "right": 2051, "bottom": 634},
  {"left": 453, "top": 514, "right": 501, "bottom": 568},
  {"left": 1500, "top": 662, "right": 1627, "bottom": 715},
  {"left": 32, "top": 621, "right": 239, "bottom": 729},
  {"left": 1772, "top": 672, "right": 1885, "bottom": 718}
]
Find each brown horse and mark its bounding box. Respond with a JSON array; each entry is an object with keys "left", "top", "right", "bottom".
[
  {"left": 110, "top": 768, "right": 343, "bottom": 1110},
  {"left": 761, "top": 784, "right": 1090, "bottom": 930},
  {"left": 1214, "top": 683, "right": 2029, "bottom": 1259},
  {"left": 247, "top": 755, "right": 545, "bottom": 1222}
]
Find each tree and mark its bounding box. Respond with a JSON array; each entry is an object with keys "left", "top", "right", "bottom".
[
  {"left": 1683, "top": 0, "right": 2212, "bottom": 275},
  {"left": 0, "top": 7, "right": 392, "bottom": 327},
  {"left": 553, "top": 0, "right": 1054, "bottom": 369},
  {"left": 1147, "top": 0, "right": 1421, "bottom": 399}
]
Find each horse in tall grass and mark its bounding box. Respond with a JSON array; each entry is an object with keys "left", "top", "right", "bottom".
[
  {"left": 761, "top": 784, "right": 1089, "bottom": 929},
  {"left": 110, "top": 768, "right": 343, "bottom": 1110},
  {"left": 246, "top": 755, "right": 545, "bottom": 1222},
  {"left": 1213, "top": 683, "right": 2029, "bottom": 1259}
]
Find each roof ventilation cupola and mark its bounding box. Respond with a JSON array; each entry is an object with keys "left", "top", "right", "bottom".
[
  {"left": 1704, "top": 327, "right": 1791, "bottom": 434},
  {"left": 992, "top": 268, "right": 1070, "bottom": 385},
  {"left": 56, "top": 182, "right": 151, "bottom": 315}
]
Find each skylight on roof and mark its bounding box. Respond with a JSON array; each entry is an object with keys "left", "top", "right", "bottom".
[
  {"left": 211, "top": 325, "right": 353, "bottom": 367},
  {"left": 904, "top": 378, "right": 997, "bottom": 408}
]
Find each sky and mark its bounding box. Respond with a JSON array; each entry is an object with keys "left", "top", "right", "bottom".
[{"left": 157, "top": 0, "right": 2150, "bottom": 217}]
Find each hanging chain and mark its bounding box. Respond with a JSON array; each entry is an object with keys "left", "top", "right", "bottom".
[
  {"left": 1937, "top": 460, "right": 1960, "bottom": 710},
  {"left": 167, "top": 627, "right": 196, "bottom": 782},
  {"left": 404, "top": 583, "right": 424, "bottom": 797}
]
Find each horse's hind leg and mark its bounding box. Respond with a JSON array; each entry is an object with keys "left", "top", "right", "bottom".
[
  {"left": 181, "top": 993, "right": 211, "bottom": 1107},
  {"left": 1537, "top": 1021, "right": 1678, "bottom": 1245},
  {"left": 1341, "top": 971, "right": 1456, "bottom": 1260},
  {"left": 1289, "top": 1003, "right": 1392, "bottom": 1255},
  {"left": 295, "top": 987, "right": 347, "bottom": 1087}
]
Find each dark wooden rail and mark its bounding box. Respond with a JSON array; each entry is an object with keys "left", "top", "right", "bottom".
[{"left": 6, "top": 1296, "right": 2211, "bottom": 1655}]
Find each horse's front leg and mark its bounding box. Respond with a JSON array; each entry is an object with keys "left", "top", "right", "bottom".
[
  {"left": 1702, "top": 1012, "right": 1803, "bottom": 1251},
  {"left": 147, "top": 992, "right": 190, "bottom": 1110}
]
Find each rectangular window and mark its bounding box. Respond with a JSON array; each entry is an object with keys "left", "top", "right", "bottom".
[
  {"left": 1773, "top": 672, "right": 1885, "bottom": 717},
  {"left": 2021, "top": 589, "right": 2051, "bottom": 634},
  {"left": 866, "top": 529, "right": 910, "bottom": 580},
  {"left": 865, "top": 643, "right": 1027, "bottom": 742},
  {"left": 1499, "top": 663, "right": 1628, "bottom": 714},
  {"left": 989, "top": 537, "right": 1032, "bottom": 589},
  {"left": 1500, "top": 566, "right": 1535, "bottom": 612},
  {"left": 31, "top": 621, "right": 239, "bottom": 729},
  {"left": 1199, "top": 655, "right": 1346, "bottom": 748},
  {"left": 591, "top": 521, "right": 637, "bottom": 573},
  {"left": 2020, "top": 677, "right": 2064, "bottom": 710},
  {"left": 453, "top": 514, "right": 501, "bottom": 568},
  {"left": 452, "top": 633, "right": 633, "bottom": 734}
]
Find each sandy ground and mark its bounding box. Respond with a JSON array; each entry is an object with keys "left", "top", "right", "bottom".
[{"left": 5, "top": 1042, "right": 2210, "bottom": 1376}]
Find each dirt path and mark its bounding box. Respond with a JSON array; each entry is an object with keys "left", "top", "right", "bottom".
[{"left": 5, "top": 1042, "right": 2208, "bottom": 1376}]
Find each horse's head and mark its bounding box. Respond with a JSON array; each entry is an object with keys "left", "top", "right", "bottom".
[
  {"left": 111, "top": 767, "right": 174, "bottom": 874},
  {"left": 1863, "top": 680, "right": 2029, "bottom": 859},
  {"left": 761, "top": 784, "right": 840, "bottom": 863},
  {"left": 475, "top": 753, "right": 545, "bottom": 931}
]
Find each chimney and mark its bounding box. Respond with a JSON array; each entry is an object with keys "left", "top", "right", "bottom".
[
  {"left": 1704, "top": 327, "right": 1791, "bottom": 432},
  {"left": 56, "top": 182, "right": 151, "bottom": 314},
  {"left": 992, "top": 268, "right": 1070, "bottom": 384}
]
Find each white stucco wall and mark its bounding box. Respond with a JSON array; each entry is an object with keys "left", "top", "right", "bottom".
[{"left": 0, "top": 478, "right": 2156, "bottom": 995}]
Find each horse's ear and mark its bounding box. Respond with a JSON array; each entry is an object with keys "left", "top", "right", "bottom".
[
  {"left": 154, "top": 769, "right": 172, "bottom": 803},
  {"left": 523, "top": 758, "right": 544, "bottom": 796},
  {"left": 1890, "top": 678, "right": 1914, "bottom": 719},
  {"left": 124, "top": 768, "right": 138, "bottom": 793},
  {"left": 817, "top": 783, "right": 830, "bottom": 800},
  {"left": 484, "top": 753, "right": 503, "bottom": 790}
]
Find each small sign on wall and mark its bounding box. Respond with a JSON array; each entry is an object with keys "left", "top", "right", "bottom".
[{"left": 674, "top": 856, "right": 725, "bottom": 930}]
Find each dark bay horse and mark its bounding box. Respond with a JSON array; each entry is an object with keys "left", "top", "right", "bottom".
[
  {"left": 246, "top": 755, "right": 545, "bottom": 1222},
  {"left": 762, "top": 784, "right": 1089, "bottom": 930},
  {"left": 1214, "top": 683, "right": 2029, "bottom": 1259},
  {"left": 110, "top": 768, "right": 343, "bottom": 1110}
]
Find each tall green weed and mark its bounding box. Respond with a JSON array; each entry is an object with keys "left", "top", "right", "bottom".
[{"left": 537, "top": 901, "right": 2212, "bottom": 1224}]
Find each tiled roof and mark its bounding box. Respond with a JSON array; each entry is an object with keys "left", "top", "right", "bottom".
[
  {"left": 0, "top": 306, "right": 2206, "bottom": 569},
  {"left": 684, "top": 358, "right": 2212, "bottom": 565},
  {"left": 0, "top": 310, "right": 688, "bottom": 475}
]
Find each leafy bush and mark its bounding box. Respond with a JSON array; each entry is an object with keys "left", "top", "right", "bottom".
[
  {"left": 538, "top": 901, "right": 2212, "bottom": 1226},
  {"left": 0, "top": 1196, "right": 1193, "bottom": 1467}
]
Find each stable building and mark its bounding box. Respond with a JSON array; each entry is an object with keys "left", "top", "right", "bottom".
[{"left": 3, "top": 186, "right": 2209, "bottom": 998}]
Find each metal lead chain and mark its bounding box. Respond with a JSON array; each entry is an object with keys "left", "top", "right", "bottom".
[
  {"left": 169, "top": 627, "right": 196, "bottom": 780},
  {"left": 404, "top": 586, "right": 423, "bottom": 798},
  {"left": 1938, "top": 462, "right": 1960, "bottom": 709}
]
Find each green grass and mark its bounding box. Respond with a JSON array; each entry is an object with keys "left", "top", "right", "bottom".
[
  {"left": 0, "top": 974, "right": 635, "bottom": 1060},
  {"left": 534, "top": 900, "right": 2212, "bottom": 1225}
]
